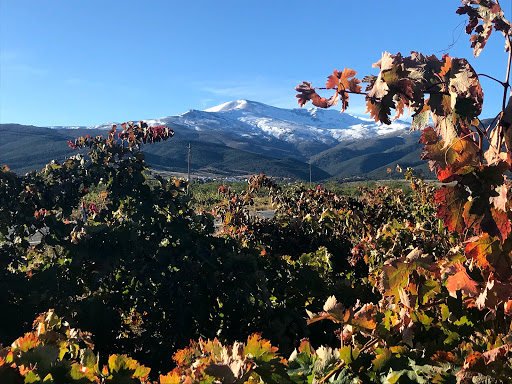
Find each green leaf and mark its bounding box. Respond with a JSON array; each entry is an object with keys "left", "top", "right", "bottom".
[
  {"left": 23, "top": 371, "right": 41, "bottom": 383},
  {"left": 243, "top": 334, "right": 279, "bottom": 362},
  {"left": 372, "top": 348, "right": 392, "bottom": 371},
  {"left": 440, "top": 304, "right": 450, "bottom": 322},
  {"left": 80, "top": 348, "right": 97, "bottom": 370},
  {"left": 338, "top": 346, "right": 359, "bottom": 365},
  {"left": 381, "top": 367, "right": 428, "bottom": 384}
]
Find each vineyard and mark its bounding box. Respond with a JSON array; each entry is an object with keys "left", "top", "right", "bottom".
[{"left": 1, "top": 1, "right": 512, "bottom": 383}]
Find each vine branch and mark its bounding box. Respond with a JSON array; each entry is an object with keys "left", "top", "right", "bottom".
[{"left": 477, "top": 73, "right": 507, "bottom": 87}]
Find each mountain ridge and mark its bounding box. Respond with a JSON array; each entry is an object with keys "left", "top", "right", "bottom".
[
  {"left": 49, "top": 99, "right": 411, "bottom": 151},
  {"left": 1, "top": 100, "right": 432, "bottom": 180}
]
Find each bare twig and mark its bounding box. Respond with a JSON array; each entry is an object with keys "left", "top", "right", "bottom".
[
  {"left": 315, "top": 87, "right": 367, "bottom": 95},
  {"left": 496, "top": 37, "right": 512, "bottom": 151},
  {"left": 477, "top": 73, "right": 507, "bottom": 87}
]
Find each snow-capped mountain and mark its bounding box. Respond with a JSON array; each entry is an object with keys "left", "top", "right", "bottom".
[
  {"left": 60, "top": 100, "right": 410, "bottom": 146},
  {"left": 148, "top": 100, "right": 410, "bottom": 145},
  {"left": 2, "top": 101, "right": 427, "bottom": 179}
]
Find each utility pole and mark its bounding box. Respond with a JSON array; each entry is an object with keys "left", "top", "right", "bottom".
[
  {"left": 309, "top": 158, "right": 312, "bottom": 187},
  {"left": 187, "top": 143, "right": 191, "bottom": 195},
  {"left": 187, "top": 143, "right": 191, "bottom": 182}
]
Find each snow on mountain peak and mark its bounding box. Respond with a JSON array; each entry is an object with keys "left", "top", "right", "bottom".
[
  {"left": 204, "top": 99, "right": 253, "bottom": 112},
  {"left": 52, "top": 99, "right": 410, "bottom": 146},
  {"left": 197, "top": 99, "right": 410, "bottom": 145}
]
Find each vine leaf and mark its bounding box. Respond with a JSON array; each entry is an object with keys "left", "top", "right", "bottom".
[
  {"left": 445, "top": 262, "right": 479, "bottom": 298},
  {"left": 326, "top": 68, "right": 362, "bottom": 111},
  {"left": 432, "top": 115, "right": 458, "bottom": 149},
  {"left": 371, "top": 348, "right": 391, "bottom": 371},
  {"left": 484, "top": 126, "right": 512, "bottom": 166},
  {"left": 482, "top": 345, "right": 511, "bottom": 365},
  {"left": 295, "top": 81, "right": 338, "bottom": 108},
  {"left": 106, "top": 354, "right": 151, "bottom": 380},
  {"left": 476, "top": 274, "right": 512, "bottom": 311},
  {"left": 411, "top": 109, "right": 430, "bottom": 131},
  {"left": 243, "top": 333, "right": 279, "bottom": 361},
  {"left": 306, "top": 296, "right": 346, "bottom": 324},
  {"left": 435, "top": 186, "right": 468, "bottom": 233},
  {"left": 366, "top": 96, "right": 394, "bottom": 124},
  {"left": 457, "top": 0, "right": 512, "bottom": 57},
  {"left": 350, "top": 303, "right": 377, "bottom": 331},
  {"left": 159, "top": 370, "right": 183, "bottom": 384},
  {"left": 465, "top": 234, "right": 500, "bottom": 270},
  {"left": 491, "top": 207, "right": 511, "bottom": 241},
  {"left": 11, "top": 333, "right": 40, "bottom": 353},
  {"left": 490, "top": 183, "right": 509, "bottom": 212},
  {"left": 504, "top": 300, "right": 512, "bottom": 315},
  {"left": 306, "top": 297, "right": 376, "bottom": 332}
]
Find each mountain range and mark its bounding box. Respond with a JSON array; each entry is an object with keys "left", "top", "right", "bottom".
[{"left": 0, "top": 100, "right": 430, "bottom": 181}]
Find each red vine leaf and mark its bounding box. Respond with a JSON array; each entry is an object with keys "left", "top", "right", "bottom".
[
  {"left": 295, "top": 81, "right": 316, "bottom": 107},
  {"left": 445, "top": 262, "right": 479, "bottom": 298},
  {"left": 491, "top": 207, "right": 511, "bottom": 242},
  {"left": 326, "top": 68, "right": 358, "bottom": 90},
  {"left": 475, "top": 273, "right": 512, "bottom": 310},
  {"left": 482, "top": 345, "right": 510, "bottom": 365},
  {"left": 325, "top": 68, "right": 362, "bottom": 111},
  {"left": 466, "top": 233, "right": 511, "bottom": 278},
  {"left": 435, "top": 186, "right": 468, "bottom": 233},
  {"left": 457, "top": 0, "right": 512, "bottom": 57},
  {"left": 504, "top": 300, "right": 512, "bottom": 316},
  {"left": 366, "top": 95, "right": 394, "bottom": 125},
  {"left": 465, "top": 234, "right": 498, "bottom": 269},
  {"left": 439, "top": 55, "right": 452, "bottom": 77},
  {"left": 295, "top": 81, "right": 338, "bottom": 108}
]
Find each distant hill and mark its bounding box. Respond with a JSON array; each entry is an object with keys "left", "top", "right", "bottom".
[
  {"left": 311, "top": 131, "right": 429, "bottom": 180},
  {"left": 0, "top": 124, "right": 330, "bottom": 180},
  {"left": 0, "top": 124, "right": 90, "bottom": 174}
]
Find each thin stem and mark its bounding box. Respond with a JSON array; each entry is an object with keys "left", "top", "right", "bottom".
[
  {"left": 473, "top": 122, "right": 486, "bottom": 152},
  {"left": 319, "top": 361, "right": 346, "bottom": 384},
  {"left": 502, "top": 38, "right": 512, "bottom": 112},
  {"left": 484, "top": 113, "right": 504, "bottom": 156},
  {"left": 485, "top": 113, "right": 501, "bottom": 136},
  {"left": 497, "top": 37, "right": 512, "bottom": 151},
  {"left": 477, "top": 73, "right": 507, "bottom": 87},
  {"left": 316, "top": 87, "right": 367, "bottom": 95}
]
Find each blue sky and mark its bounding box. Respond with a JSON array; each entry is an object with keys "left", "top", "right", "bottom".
[{"left": 1, "top": 1, "right": 510, "bottom": 126}]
